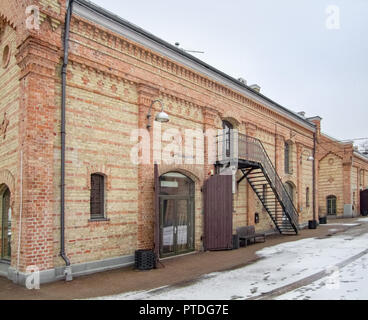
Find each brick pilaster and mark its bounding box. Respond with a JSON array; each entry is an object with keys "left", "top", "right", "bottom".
[
  {"left": 136, "top": 83, "right": 160, "bottom": 249},
  {"left": 245, "top": 122, "right": 257, "bottom": 226},
  {"left": 15, "top": 36, "right": 60, "bottom": 272}
]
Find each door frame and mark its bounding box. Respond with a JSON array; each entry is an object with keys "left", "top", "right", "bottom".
[
  {"left": 1, "top": 187, "right": 11, "bottom": 262},
  {"left": 159, "top": 195, "right": 195, "bottom": 258},
  {"left": 327, "top": 195, "right": 337, "bottom": 216}
]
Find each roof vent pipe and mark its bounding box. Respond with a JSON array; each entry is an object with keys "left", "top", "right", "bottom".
[
  {"left": 238, "top": 78, "right": 247, "bottom": 85},
  {"left": 249, "top": 84, "right": 261, "bottom": 92}
]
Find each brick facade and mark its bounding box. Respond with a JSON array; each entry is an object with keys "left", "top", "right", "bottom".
[{"left": 0, "top": 0, "right": 366, "bottom": 285}]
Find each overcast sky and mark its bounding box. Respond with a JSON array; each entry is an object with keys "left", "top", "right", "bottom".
[{"left": 91, "top": 0, "right": 368, "bottom": 144}]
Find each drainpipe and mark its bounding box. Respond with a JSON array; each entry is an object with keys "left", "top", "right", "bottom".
[
  {"left": 60, "top": 0, "right": 74, "bottom": 281},
  {"left": 312, "top": 132, "right": 317, "bottom": 224},
  {"left": 16, "top": 150, "right": 23, "bottom": 283}
]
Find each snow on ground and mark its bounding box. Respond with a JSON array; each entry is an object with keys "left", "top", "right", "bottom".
[
  {"left": 319, "top": 223, "right": 360, "bottom": 227},
  {"left": 277, "top": 254, "right": 368, "bottom": 300},
  {"left": 93, "top": 225, "right": 368, "bottom": 300}
]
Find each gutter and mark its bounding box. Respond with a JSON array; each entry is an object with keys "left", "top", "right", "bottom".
[
  {"left": 60, "top": 0, "right": 74, "bottom": 281},
  {"left": 74, "top": 0, "right": 316, "bottom": 131},
  {"left": 354, "top": 151, "right": 368, "bottom": 162}
]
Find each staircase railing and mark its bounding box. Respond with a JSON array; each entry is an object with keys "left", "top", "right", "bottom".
[{"left": 217, "top": 132, "right": 299, "bottom": 229}]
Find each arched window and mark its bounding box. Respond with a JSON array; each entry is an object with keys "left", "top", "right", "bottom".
[
  {"left": 222, "top": 121, "right": 233, "bottom": 158},
  {"left": 284, "top": 141, "right": 292, "bottom": 174},
  {"left": 90, "top": 173, "right": 105, "bottom": 220},
  {"left": 306, "top": 187, "right": 310, "bottom": 207},
  {"left": 1, "top": 186, "right": 11, "bottom": 260},
  {"left": 327, "top": 195, "right": 337, "bottom": 215},
  {"left": 360, "top": 170, "right": 364, "bottom": 189}
]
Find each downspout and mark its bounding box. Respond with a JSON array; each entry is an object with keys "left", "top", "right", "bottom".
[
  {"left": 16, "top": 150, "right": 23, "bottom": 283},
  {"left": 60, "top": 0, "right": 74, "bottom": 281},
  {"left": 312, "top": 132, "right": 317, "bottom": 224}
]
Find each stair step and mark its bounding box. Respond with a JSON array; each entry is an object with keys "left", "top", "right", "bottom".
[{"left": 242, "top": 160, "right": 299, "bottom": 236}]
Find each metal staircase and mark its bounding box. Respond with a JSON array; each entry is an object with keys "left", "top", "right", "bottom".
[{"left": 217, "top": 133, "right": 299, "bottom": 235}]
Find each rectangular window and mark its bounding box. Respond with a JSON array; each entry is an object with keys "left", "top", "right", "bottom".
[
  {"left": 284, "top": 142, "right": 290, "bottom": 174},
  {"left": 90, "top": 174, "right": 105, "bottom": 220},
  {"left": 327, "top": 196, "right": 337, "bottom": 215},
  {"left": 306, "top": 187, "right": 310, "bottom": 207}
]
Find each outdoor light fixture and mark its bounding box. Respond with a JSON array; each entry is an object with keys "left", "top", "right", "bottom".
[
  {"left": 146, "top": 99, "right": 169, "bottom": 129},
  {"left": 300, "top": 150, "right": 314, "bottom": 164}
]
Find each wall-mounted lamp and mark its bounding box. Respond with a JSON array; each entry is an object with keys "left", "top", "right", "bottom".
[
  {"left": 300, "top": 150, "right": 314, "bottom": 164},
  {"left": 146, "top": 99, "right": 169, "bottom": 130}
]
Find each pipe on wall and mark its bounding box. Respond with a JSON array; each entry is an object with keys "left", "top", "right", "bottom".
[
  {"left": 60, "top": 0, "right": 74, "bottom": 281},
  {"left": 312, "top": 132, "right": 317, "bottom": 223}
]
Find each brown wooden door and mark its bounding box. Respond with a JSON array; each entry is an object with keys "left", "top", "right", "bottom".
[
  {"left": 204, "top": 174, "right": 233, "bottom": 251},
  {"left": 361, "top": 190, "right": 368, "bottom": 215}
]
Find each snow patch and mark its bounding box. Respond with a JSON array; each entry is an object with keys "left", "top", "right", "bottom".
[{"left": 91, "top": 231, "right": 368, "bottom": 300}]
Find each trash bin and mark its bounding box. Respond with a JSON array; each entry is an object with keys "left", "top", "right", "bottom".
[
  {"left": 232, "top": 234, "right": 239, "bottom": 250},
  {"left": 319, "top": 217, "right": 327, "bottom": 224},
  {"left": 308, "top": 220, "right": 317, "bottom": 229},
  {"left": 135, "top": 249, "right": 156, "bottom": 270}
]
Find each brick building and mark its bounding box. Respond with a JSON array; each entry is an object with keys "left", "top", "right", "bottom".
[
  {"left": 313, "top": 117, "right": 368, "bottom": 218},
  {"left": 0, "top": 0, "right": 366, "bottom": 286}
]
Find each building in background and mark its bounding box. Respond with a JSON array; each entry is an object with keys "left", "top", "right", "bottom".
[{"left": 313, "top": 117, "right": 368, "bottom": 218}]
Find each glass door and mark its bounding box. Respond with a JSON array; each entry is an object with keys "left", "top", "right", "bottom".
[
  {"left": 161, "top": 198, "right": 176, "bottom": 256},
  {"left": 1, "top": 188, "right": 11, "bottom": 261},
  {"left": 160, "top": 197, "right": 194, "bottom": 257},
  {"left": 176, "top": 199, "right": 191, "bottom": 254}
]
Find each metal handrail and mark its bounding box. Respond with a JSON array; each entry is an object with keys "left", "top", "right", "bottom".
[{"left": 216, "top": 132, "right": 299, "bottom": 228}]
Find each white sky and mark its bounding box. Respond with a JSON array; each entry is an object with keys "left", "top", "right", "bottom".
[{"left": 90, "top": 0, "right": 368, "bottom": 142}]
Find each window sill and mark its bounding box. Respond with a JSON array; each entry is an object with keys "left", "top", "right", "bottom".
[{"left": 88, "top": 218, "right": 110, "bottom": 223}]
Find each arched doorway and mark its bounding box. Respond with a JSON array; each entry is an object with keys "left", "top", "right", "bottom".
[
  {"left": 282, "top": 182, "right": 296, "bottom": 225},
  {"left": 284, "top": 181, "right": 295, "bottom": 203},
  {"left": 0, "top": 185, "right": 11, "bottom": 261},
  {"left": 159, "top": 172, "right": 195, "bottom": 257},
  {"left": 327, "top": 195, "right": 337, "bottom": 216}
]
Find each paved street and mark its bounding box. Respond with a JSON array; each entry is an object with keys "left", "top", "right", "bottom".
[
  {"left": 93, "top": 217, "right": 368, "bottom": 300},
  {"left": 0, "top": 217, "right": 367, "bottom": 300}
]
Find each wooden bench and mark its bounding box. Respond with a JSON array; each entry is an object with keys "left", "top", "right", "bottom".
[{"left": 236, "top": 226, "right": 266, "bottom": 247}]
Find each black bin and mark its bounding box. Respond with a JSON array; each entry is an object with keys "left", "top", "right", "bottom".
[
  {"left": 232, "top": 234, "right": 239, "bottom": 250},
  {"left": 319, "top": 217, "right": 327, "bottom": 224},
  {"left": 308, "top": 220, "right": 317, "bottom": 229},
  {"left": 135, "top": 250, "right": 156, "bottom": 270}
]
